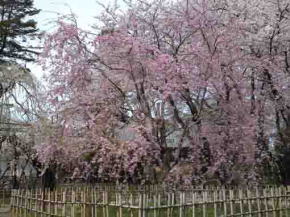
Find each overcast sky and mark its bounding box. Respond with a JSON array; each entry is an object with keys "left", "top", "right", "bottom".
[
  {"left": 30, "top": 0, "right": 113, "bottom": 79},
  {"left": 34, "top": 0, "right": 100, "bottom": 31}
]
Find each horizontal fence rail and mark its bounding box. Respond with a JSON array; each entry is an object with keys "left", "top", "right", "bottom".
[{"left": 5, "top": 186, "right": 290, "bottom": 217}]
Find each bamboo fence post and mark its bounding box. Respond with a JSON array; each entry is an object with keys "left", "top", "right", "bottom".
[
  {"left": 138, "top": 193, "right": 142, "bottom": 217},
  {"left": 116, "top": 191, "right": 119, "bottom": 217},
  {"left": 87, "top": 188, "right": 94, "bottom": 217},
  {"left": 101, "top": 189, "right": 104, "bottom": 216},
  {"left": 24, "top": 189, "right": 27, "bottom": 216},
  {"left": 202, "top": 191, "right": 206, "bottom": 217},
  {"left": 213, "top": 190, "right": 218, "bottom": 217},
  {"left": 272, "top": 187, "right": 277, "bottom": 217},
  {"left": 62, "top": 189, "right": 66, "bottom": 217},
  {"left": 10, "top": 190, "right": 14, "bottom": 216},
  {"left": 29, "top": 189, "right": 33, "bottom": 215},
  {"left": 106, "top": 191, "right": 109, "bottom": 217},
  {"left": 45, "top": 188, "right": 48, "bottom": 217},
  {"left": 78, "top": 187, "right": 80, "bottom": 217},
  {"left": 192, "top": 191, "right": 195, "bottom": 217},
  {"left": 167, "top": 193, "right": 170, "bottom": 217},
  {"left": 20, "top": 189, "right": 24, "bottom": 217},
  {"left": 34, "top": 189, "right": 37, "bottom": 217},
  {"left": 19, "top": 189, "right": 21, "bottom": 217},
  {"left": 87, "top": 187, "right": 91, "bottom": 217},
  {"left": 180, "top": 191, "right": 184, "bottom": 217},
  {"left": 86, "top": 187, "right": 89, "bottom": 217},
  {"left": 239, "top": 189, "right": 243, "bottom": 217},
  {"left": 40, "top": 189, "right": 44, "bottom": 217},
  {"left": 102, "top": 191, "right": 105, "bottom": 217},
  {"left": 14, "top": 189, "right": 17, "bottom": 217},
  {"left": 281, "top": 187, "right": 285, "bottom": 217},
  {"left": 285, "top": 186, "right": 289, "bottom": 217},
  {"left": 48, "top": 190, "right": 51, "bottom": 216},
  {"left": 77, "top": 188, "right": 80, "bottom": 217},
  {"left": 282, "top": 187, "right": 285, "bottom": 217},
  {"left": 13, "top": 190, "right": 16, "bottom": 216},
  {"left": 29, "top": 189, "right": 32, "bottom": 217},
  {"left": 71, "top": 188, "right": 75, "bottom": 217},
  {"left": 96, "top": 188, "right": 99, "bottom": 217},
  {"left": 279, "top": 187, "right": 282, "bottom": 217},
  {"left": 73, "top": 186, "right": 81, "bottom": 216},
  {"left": 143, "top": 193, "right": 147, "bottom": 217},
  {"left": 229, "top": 189, "right": 234, "bottom": 216},
  {"left": 51, "top": 189, "right": 53, "bottom": 217},
  {"left": 17, "top": 189, "right": 20, "bottom": 217},
  {"left": 172, "top": 193, "right": 175, "bottom": 217},
  {"left": 22, "top": 190, "right": 25, "bottom": 217},
  {"left": 81, "top": 189, "right": 85, "bottom": 217},
  {"left": 183, "top": 191, "right": 186, "bottom": 217},
  {"left": 256, "top": 187, "right": 261, "bottom": 217},
  {"left": 92, "top": 188, "right": 96, "bottom": 217},
  {"left": 130, "top": 193, "right": 133, "bottom": 217},
  {"left": 247, "top": 188, "right": 252, "bottom": 217},
  {"left": 24, "top": 190, "right": 28, "bottom": 217},
  {"left": 119, "top": 192, "right": 123, "bottom": 217},
  {"left": 19, "top": 189, "right": 23, "bottom": 216},
  {"left": 36, "top": 188, "right": 39, "bottom": 217},
  {"left": 222, "top": 188, "right": 227, "bottom": 216},
  {"left": 79, "top": 189, "right": 82, "bottom": 217},
  {"left": 153, "top": 194, "right": 157, "bottom": 217},
  {"left": 141, "top": 193, "right": 147, "bottom": 217},
  {"left": 85, "top": 189, "right": 88, "bottom": 217},
  {"left": 158, "top": 193, "right": 161, "bottom": 217},
  {"left": 263, "top": 188, "right": 269, "bottom": 217},
  {"left": 54, "top": 188, "right": 58, "bottom": 217},
  {"left": 16, "top": 189, "right": 19, "bottom": 215},
  {"left": 10, "top": 190, "right": 13, "bottom": 215}
]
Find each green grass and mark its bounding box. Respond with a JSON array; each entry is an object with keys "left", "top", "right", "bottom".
[{"left": 11, "top": 205, "right": 290, "bottom": 217}]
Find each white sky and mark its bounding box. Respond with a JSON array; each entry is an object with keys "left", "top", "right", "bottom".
[
  {"left": 30, "top": 0, "right": 114, "bottom": 80},
  {"left": 34, "top": 0, "right": 101, "bottom": 31}
]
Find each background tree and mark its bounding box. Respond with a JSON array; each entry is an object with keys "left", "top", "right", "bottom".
[
  {"left": 0, "top": 0, "right": 40, "bottom": 63},
  {"left": 0, "top": 63, "right": 41, "bottom": 188},
  {"left": 0, "top": 0, "right": 41, "bottom": 188}
]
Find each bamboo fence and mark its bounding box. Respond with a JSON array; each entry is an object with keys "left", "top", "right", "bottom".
[
  {"left": 0, "top": 189, "right": 11, "bottom": 208},
  {"left": 6, "top": 185, "right": 290, "bottom": 217}
]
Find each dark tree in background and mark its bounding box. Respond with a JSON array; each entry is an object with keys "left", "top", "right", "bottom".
[
  {"left": 0, "top": 0, "right": 40, "bottom": 100},
  {"left": 0, "top": 0, "right": 40, "bottom": 188},
  {"left": 0, "top": 0, "right": 40, "bottom": 63}
]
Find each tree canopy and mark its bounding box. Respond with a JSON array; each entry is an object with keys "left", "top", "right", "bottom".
[{"left": 37, "top": 0, "right": 290, "bottom": 185}]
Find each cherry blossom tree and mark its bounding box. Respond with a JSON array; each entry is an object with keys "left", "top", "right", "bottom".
[
  {"left": 211, "top": 0, "right": 290, "bottom": 183},
  {"left": 37, "top": 0, "right": 290, "bottom": 185}
]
